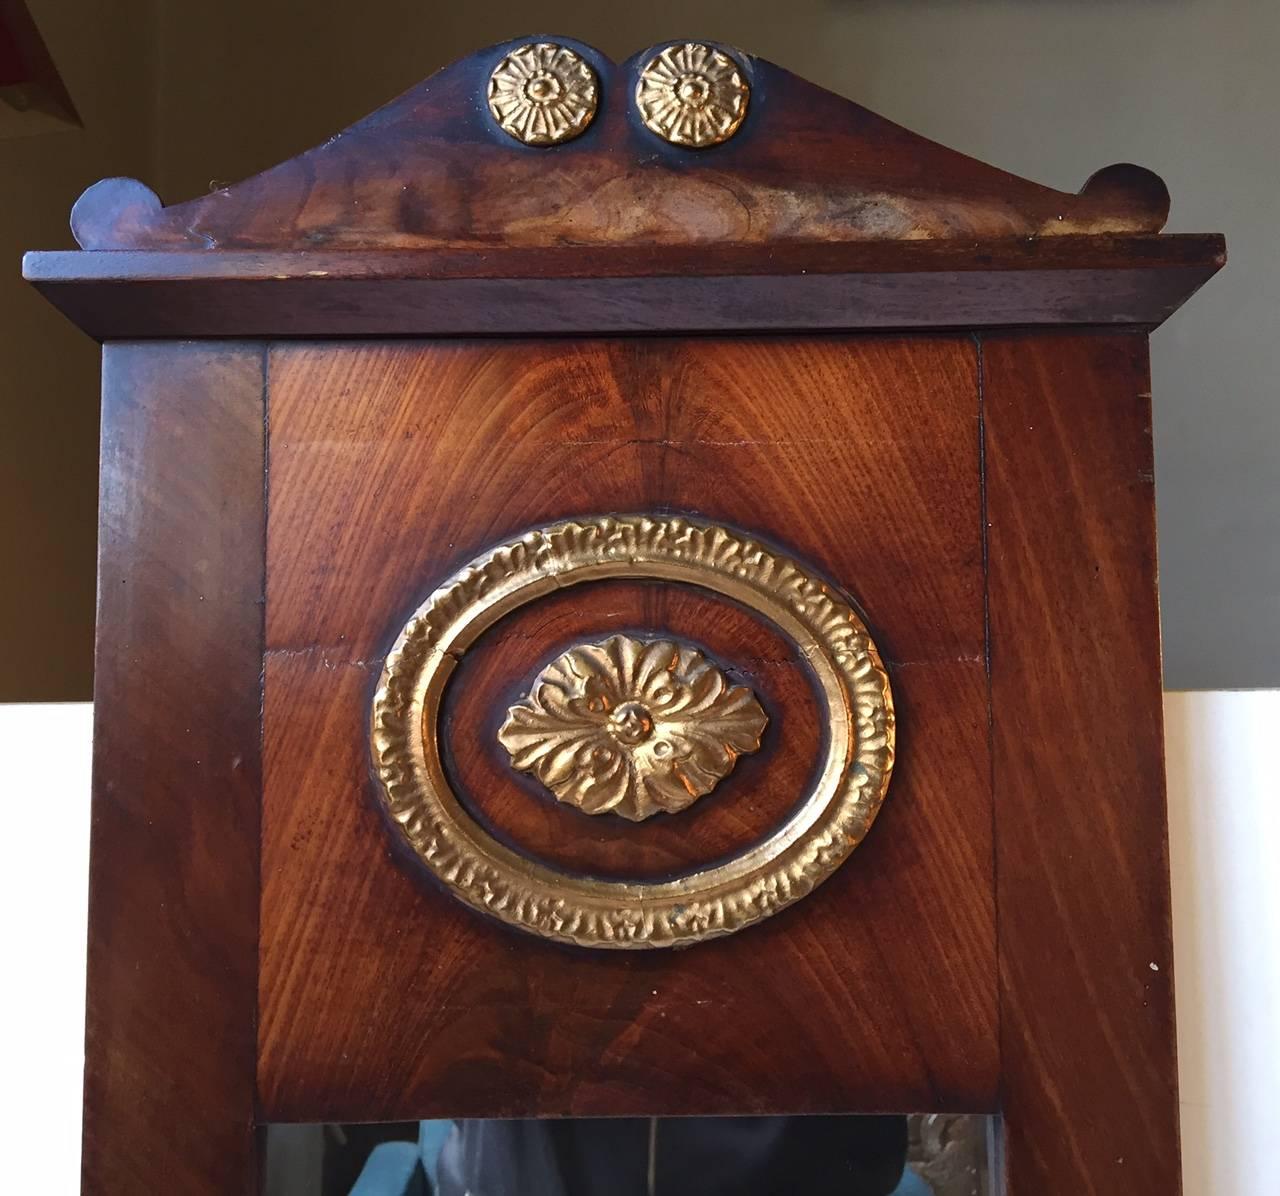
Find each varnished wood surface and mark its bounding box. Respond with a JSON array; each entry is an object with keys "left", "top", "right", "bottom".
[
  {"left": 67, "top": 39, "right": 1169, "bottom": 254},
  {"left": 983, "top": 331, "right": 1178, "bottom": 1194},
  {"left": 259, "top": 335, "right": 997, "bottom": 1120},
  {"left": 84, "top": 345, "right": 264, "bottom": 1194},
  {"left": 24, "top": 236, "right": 1225, "bottom": 340}
]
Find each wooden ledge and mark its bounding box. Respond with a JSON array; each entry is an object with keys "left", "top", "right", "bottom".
[
  {"left": 28, "top": 37, "right": 1224, "bottom": 338},
  {"left": 24, "top": 236, "right": 1225, "bottom": 340}
]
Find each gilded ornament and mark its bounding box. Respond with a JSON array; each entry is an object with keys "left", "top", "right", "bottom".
[
  {"left": 370, "top": 514, "right": 895, "bottom": 950},
  {"left": 487, "top": 42, "right": 598, "bottom": 146},
  {"left": 498, "top": 635, "right": 767, "bottom": 822},
  {"left": 635, "top": 43, "right": 749, "bottom": 148}
]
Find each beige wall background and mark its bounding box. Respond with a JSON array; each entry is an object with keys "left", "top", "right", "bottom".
[
  {"left": 1, "top": 1, "right": 154, "bottom": 699},
  {"left": 4, "top": 0, "right": 1277, "bottom": 696}
]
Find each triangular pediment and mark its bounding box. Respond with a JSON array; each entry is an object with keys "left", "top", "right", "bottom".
[{"left": 70, "top": 36, "right": 1171, "bottom": 252}]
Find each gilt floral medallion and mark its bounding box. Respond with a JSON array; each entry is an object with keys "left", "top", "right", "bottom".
[{"left": 498, "top": 634, "right": 768, "bottom": 821}]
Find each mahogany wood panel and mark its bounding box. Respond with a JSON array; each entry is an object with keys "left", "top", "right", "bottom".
[
  {"left": 260, "top": 335, "right": 997, "bottom": 1120},
  {"left": 23, "top": 236, "right": 1225, "bottom": 341},
  {"left": 982, "top": 331, "right": 1178, "bottom": 1195},
  {"left": 85, "top": 344, "right": 264, "bottom": 1195}
]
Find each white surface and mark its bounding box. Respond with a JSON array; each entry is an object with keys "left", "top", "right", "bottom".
[
  {"left": 2, "top": 694, "right": 1276, "bottom": 1192},
  {"left": 2, "top": 703, "right": 92, "bottom": 1196},
  {"left": 1167, "top": 690, "right": 1280, "bottom": 1194}
]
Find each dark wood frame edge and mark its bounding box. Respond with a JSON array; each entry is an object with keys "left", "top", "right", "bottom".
[
  {"left": 25, "top": 236, "right": 1223, "bottom": 341},
  {"left": 981, "top": 329, "right": 1178, "bottom": 1196},
  {"left": 84, "top": 343, "right": 266, "bottom": 1195}
]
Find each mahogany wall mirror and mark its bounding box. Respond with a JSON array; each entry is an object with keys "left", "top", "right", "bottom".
[{"left": 25, "top": 35, "right": 1224, "bottom": 1196}]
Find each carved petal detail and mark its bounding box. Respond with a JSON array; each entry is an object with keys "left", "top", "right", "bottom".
[{"left": 498, "top": 635, "right": 768, "bottom": 821}]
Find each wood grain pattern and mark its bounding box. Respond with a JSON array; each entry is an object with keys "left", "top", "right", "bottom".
[
  {"left": 982, "top": 331, "right": 1179, "bottom": 1195},
  {"left": 67, "top": 40, "right": 1169, "bottom": 254},
  {"left": 23, "top": 236, "right": 1225, "bottom": 341},
  {"left": 84, "top": 344, "right": 264, "bottom": 1195},
  {"left": 259, "top": 335, "right": 997, "bottom": 1121}
]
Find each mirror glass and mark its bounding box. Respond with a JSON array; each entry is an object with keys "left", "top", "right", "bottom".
[{"left": 263, "top": 1114, "right": 993, "bottom": 1196}]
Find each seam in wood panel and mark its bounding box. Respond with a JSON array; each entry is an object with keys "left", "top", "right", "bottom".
[
  {"left": 974, "top": 332, "right": 1005, "bottom": 1193},
  {"left": 254, "top": 342, "right": 270, "bottom": 1140}
]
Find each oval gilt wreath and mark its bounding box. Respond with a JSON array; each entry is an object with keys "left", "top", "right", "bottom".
[{"left": 370, "top": 514, "right": 894, "bottom": 949}]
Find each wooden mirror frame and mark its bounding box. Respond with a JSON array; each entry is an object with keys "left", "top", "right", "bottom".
[{"left": 26, "top": 36, "right": 1223, "bottom": 1196}]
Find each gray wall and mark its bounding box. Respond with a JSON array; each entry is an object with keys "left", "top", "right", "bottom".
[{"left": 6, "top": 1, "right": 1277, "bottom": 692}]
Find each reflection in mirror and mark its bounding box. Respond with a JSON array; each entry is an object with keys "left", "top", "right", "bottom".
[{"left": 264, "top": 1114, "right": 993, "bottom": 1196}]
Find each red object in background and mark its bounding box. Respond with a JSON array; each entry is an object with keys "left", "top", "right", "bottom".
[
  {"left": 0, "top": 0, "right": 80, "bottom": 127},
  {"left": 0, "top": 15, "right": 32, "bottom": 87}
]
